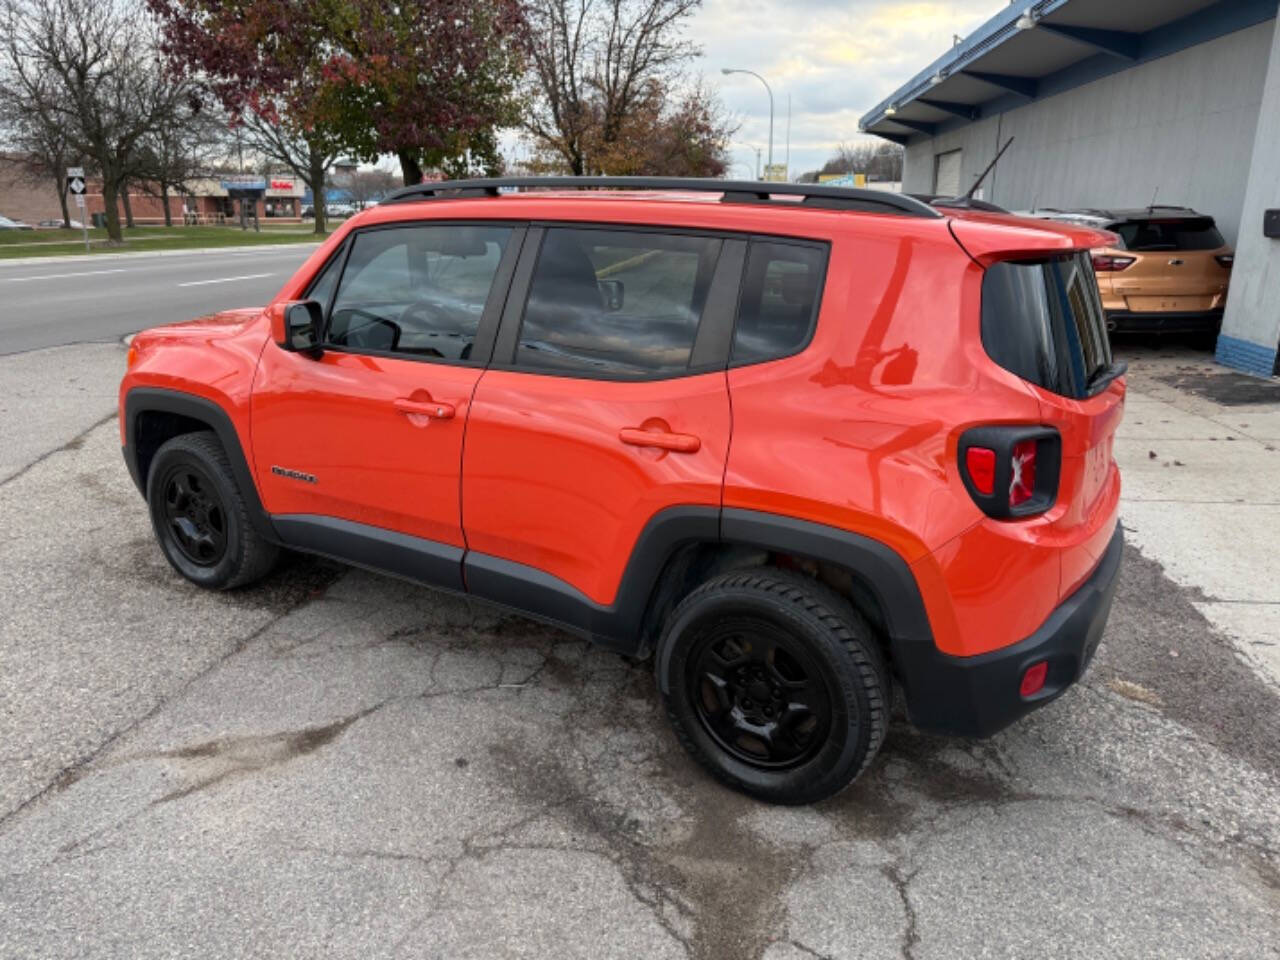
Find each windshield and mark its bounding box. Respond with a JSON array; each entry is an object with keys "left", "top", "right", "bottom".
[
  {"left": 981, "top": 253, "right": 1113, "bottom": 399},
  {"left": 1112, "top": 217, "right": 1224, "bottom": 251}
]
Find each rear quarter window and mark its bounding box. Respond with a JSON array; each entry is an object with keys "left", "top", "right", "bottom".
[
  {"left": 981, "top": 253, "right": 1113, "bottom": 399},
  {"left": 731, "top": 240, "right": 827, "bottom": 365}
]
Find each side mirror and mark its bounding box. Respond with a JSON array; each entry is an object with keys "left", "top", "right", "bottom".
[
  {"left": 598, "top": 279, "right": 625, "bottom": 312},
  {"left": 271, "top": 300, "right": 324, "bottom": 356}
]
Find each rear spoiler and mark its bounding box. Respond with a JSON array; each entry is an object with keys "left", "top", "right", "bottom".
[{"left": 947, "top": 216, "right": 1119, "bottom": 267}]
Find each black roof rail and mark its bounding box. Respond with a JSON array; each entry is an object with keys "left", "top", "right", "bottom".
[{"left": 379, "top": 176, "right": 941, "bottom": 219}]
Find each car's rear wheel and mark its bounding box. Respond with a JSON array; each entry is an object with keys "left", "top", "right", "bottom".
[
  {"left": 146, "top": 431, "right": 278, "bottom": 590},
  {"left": 656, "top": 569, "right": 889, "bottom": 804}
]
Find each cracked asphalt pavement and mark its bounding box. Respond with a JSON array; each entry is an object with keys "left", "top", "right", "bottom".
[{"left": 1, "top": 341, "right": 1278, "bottom": 959}]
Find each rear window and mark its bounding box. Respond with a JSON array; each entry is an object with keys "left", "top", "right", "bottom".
[
  {"left": 1112, "top": 217, "right": 1224, "bottom": 251},
  {"left": 732, "top": 240, "right": 826, "bottom": 364},
  {"left": 981, "top": 253, "right": 1113, "bottom": 399}
]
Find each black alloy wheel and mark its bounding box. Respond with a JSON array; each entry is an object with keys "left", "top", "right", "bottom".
[
  {"left": 145, "top": 431, "right": 279, "bottom": 590},
  {"left": 159, "top": 465, "right": 228, "bottom": 566},
  {"left": 656, "top": 568, "right": 889, "bottom": 804},
  {"left": 688, "top": 617, "right": 833, "bottom": 769}
]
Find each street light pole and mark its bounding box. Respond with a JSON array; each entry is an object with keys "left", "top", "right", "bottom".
[{"left": 721, "top": 67, "right": 775, "bottom": 173}]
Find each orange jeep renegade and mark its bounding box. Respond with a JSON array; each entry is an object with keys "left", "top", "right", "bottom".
[{"left": 120, "top": 178, "right": 1126, "bottom": 804}]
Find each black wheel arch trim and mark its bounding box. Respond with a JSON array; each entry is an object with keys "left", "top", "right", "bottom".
[
  {"left": 654, "top": 508, "right": 935, "bottom": 694},
  {"left": 122, "top": 387, "right": 278, "bottom": 543},
  {"left": 467, "top": 507, "right": 935, "bottom": 662}
]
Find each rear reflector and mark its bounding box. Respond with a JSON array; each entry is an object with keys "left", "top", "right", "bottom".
[
  {"left": 1091, "top": 254, "right": 1135, "bottom": 272},
  {"left": 964, "top": 447, "right": 996, "bottom": 495},
  {"left": 1020, "top": 661, "right": 1048, "bottom": 697},
  {"left": 1009, "top": 439, "right": 1037, "bottom": 507}
]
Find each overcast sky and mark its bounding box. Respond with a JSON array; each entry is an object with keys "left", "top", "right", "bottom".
[{"left": 689, "top": 0, "right": 1001, "bottom": 178}]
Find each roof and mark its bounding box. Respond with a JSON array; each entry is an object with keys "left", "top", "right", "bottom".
[
  {"left": 860, "top": 0, "right": 1278, "bottom": 143},
  {"left": 1033, "top": 205, "right": 1208, "bottom": 223},
  {"left": 379, "top": 176, "right": 940, "bottom": 219},
  {"left": 276, "top": 187, "right": 1118, "bottom": 303}
]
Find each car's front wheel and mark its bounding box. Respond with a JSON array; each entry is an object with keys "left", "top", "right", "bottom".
[
  {"left": 146, "top": 431, "right": 278, "bottom": 590},
  {"left": 656, "top": 569, "right": 889, "bottom": 804}
]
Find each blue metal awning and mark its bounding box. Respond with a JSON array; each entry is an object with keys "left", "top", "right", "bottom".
[{"left": 860, "top": 0, "right": 1278, "bottom": 144}]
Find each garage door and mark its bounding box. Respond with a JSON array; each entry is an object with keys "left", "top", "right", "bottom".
[{"left": 934, "top": 150, "right": 962, "bottom": 197}]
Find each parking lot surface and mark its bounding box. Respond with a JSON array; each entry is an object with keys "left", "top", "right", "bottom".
[{"left": 1, "top": 340, "right": 1277, "bottom": 958}]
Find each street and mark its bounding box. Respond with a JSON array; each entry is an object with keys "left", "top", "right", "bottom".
[
  {"left": 0, "top": 253, "right": 1278, "bottom": 958},
  {"left": 0, "top": 245, "right": 318, "bottom": 354}
]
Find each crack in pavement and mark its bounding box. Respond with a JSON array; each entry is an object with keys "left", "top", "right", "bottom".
[
  {"left": 881, "top": 862, "right": 921, "bottom": 960},
  {"left": 0, "top": 563, "right": 344, "bottom": 831},
  {"left": 0, "top": 410, "right": 115, "bottom": 488}
]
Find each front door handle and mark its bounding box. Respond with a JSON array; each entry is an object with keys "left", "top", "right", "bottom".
[
  {"left": 394, "top": 398, "right": 455, "bottom": 420},
  {"left": 619, "top": 427, "right": 700, "bottom": 453}
]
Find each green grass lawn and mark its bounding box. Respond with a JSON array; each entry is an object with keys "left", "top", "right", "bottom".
[{"left": 0, "top": 223, "right": 328, "bottom": 259}]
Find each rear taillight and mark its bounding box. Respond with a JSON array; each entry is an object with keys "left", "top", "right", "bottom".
[
  {"left": 964, "top": 447, "right": 996, "bottom": 495},
  {"left": 1009, "top": 439, "right": 1037, "bottom": 507},
  {"left": 1091, "top": 254, "right": 1135, "bottom": 272},
  {"left": 1215, "top": 254, "right": 1234, "bottom": 268},
  {"left": 959, "top": 427, "right": 1061, "bottom": 518}
]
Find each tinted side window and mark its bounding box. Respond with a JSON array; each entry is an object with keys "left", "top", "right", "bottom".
[
  {"left": 982, "top": 253, "right": 1112, "bottom": 399},
  {"left": 732, "top": 241, "right": 826, "bottom": 364},
  {"left": 305, "top": 250, "right": 344, "bottom": 310},
  {"left": 326, "top": 224, "right": 511, "bottom": 360},
  {"left": 515, "top": 228, "right": 722, "bottom": 377}
]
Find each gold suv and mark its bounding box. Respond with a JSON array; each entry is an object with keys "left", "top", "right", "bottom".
[{"left": 1034, "top": 207, "right": 1232, "bottom": 340}]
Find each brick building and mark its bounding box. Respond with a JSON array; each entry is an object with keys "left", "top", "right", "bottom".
[{"left": 0, "top": 154, "right": 305, "bottom": 226}]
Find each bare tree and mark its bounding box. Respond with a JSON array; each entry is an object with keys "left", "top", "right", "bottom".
[
  {"left": 0, "top": 94, "right": 83, "bottom": 227},
  {"left": 0, "top": 0, "right": 193, "bottom": 242},
  {"left": 524, "top": 0, "right": 703, "bottom": 175},
  {"left": 818, "top": 141, "right": 904, "bottom": 182},
  {"left": 336, "top": 166, "right": 401, "bottom": 210},
  {"left": 132, "top": 99, "right": 225, "bottom": 227},
  {"left": 239, "top": 110, "right": 342, "bottom": 235}
]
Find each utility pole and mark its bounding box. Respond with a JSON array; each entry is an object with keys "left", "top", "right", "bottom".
[{"left": 785, "top": 94, "right": 791, "bottom": 180}]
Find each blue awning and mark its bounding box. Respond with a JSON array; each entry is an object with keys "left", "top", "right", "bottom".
[{"left": 860, "top": 0, "right": 1278, "bottom": 144}]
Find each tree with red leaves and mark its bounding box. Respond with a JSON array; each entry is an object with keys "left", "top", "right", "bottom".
[
  {"left": 147, "top": 0, "right": 527, "bottom": 233},
  {"left": 324, "top": 0, "right": 527, "bottom": 185}
]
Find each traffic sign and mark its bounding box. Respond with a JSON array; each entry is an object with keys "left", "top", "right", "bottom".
[{"left": 66, "top": 168, "right": 89, "bottom": 251}]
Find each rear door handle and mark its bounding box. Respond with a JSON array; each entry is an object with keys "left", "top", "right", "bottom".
[
  {"left": 394, "top": 398, "right": 455, "bottom": 420},
  {"left": 618, "top": 427, "right": 700, "bottom": 453}
]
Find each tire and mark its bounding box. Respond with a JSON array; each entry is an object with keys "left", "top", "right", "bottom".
[
  {"left": 656, "top": 568, "right": 889, "bottom": 805},
  {"left": 145, "top": 431, "right": 279, "bottom": 590}
]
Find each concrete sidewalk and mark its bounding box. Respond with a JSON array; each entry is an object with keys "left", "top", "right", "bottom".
[{"left": 1113, "top": 343, "right": 1280, "bottom": 687}]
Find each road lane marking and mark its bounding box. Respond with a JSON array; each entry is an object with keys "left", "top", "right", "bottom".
[
  {"left": 177, "top": 273, "right": 275, "bottom": 287},
  {"left": 0, "top": 268, "right": 131, "bottom": 283}
]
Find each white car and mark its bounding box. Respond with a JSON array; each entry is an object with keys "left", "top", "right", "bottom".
[
  {"left": 37, "top": 218, "right": 84, "bottom": 229},
  {"left": 0, "top": 214, "right": 34, "bottom": 230}
]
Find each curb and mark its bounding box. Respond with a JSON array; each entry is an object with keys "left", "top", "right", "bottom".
[{"left": 0, "top": 241, "right": 322, "bottom": 268}]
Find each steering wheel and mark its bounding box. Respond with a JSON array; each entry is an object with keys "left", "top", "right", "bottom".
[{"left": 331, "top": 308, "right": 401, "bottom": 351}]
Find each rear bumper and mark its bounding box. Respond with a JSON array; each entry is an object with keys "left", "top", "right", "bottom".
[
  {"left": 1106, "top": 309, "right": 1222, "bottom": 334},
  {"left": 895, "top": 525, "right": 1123, "bottom": 738}
]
